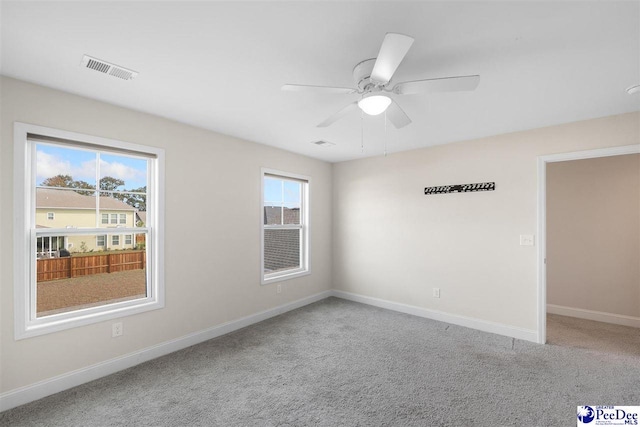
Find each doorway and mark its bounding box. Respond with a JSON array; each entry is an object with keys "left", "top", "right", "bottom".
[{"left": 537, "top": 144, "right": 640, "bottom": 345}]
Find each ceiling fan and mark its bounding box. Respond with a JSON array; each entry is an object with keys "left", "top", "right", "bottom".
[{"left": 282, "top": 33, "right": 480, "bottom": 129}]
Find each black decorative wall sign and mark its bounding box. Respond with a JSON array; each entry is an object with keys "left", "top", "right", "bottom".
[{"left": 424, "top": 182, "right": 495, "bottom": 195}]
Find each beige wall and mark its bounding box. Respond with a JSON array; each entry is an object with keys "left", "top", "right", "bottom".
[
  {"left": 0, "top": 77, "right": 333, "bottom": 394},
  {"left": 332, "top": 111, "right": 640, "bottom": 331},
  {"left": 547, "top": 154, "right": 640, "bottom": 317}
]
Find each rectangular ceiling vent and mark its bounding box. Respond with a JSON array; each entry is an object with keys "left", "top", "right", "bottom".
[
  {"left": 81, "top": 55, "right": 138, "bottom": 81},
  {"left": 311, "top": 140, "right": 335, "bottom": 147}
]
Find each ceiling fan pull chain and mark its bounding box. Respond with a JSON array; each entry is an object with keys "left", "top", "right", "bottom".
[
  {"left": 384, "top": 110, "right": 388, "bottom": 157},
  {"left": 361, "top": 109, "right": 364, "bottom": 153}
]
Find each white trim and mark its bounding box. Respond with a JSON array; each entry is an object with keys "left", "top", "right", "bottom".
[
  {"left": 537, "top": 144, "right": 640, "bottom": 345},
  {"left": 13, "top": 122, "right": 165, "bottom": 339},
  {"left": 0, "top": 290, "right": 332, "bottom": 412},
  {"left": 547, "top": 304, "right": 640, "bottom": 329},
  {"left": 332, "top": 290, "right": 538, "bottom": 343}
]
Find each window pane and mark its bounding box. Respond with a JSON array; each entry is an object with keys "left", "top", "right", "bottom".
[
  {"left": 99, "top": 154, "right": 148, "bottom": 197},
  {"left": 264, "top": 177, "right": 283, "bottom": 204},
  {"left": 264, "top": 228, "right": 300, "bottom": 273},
  {"left": 264, "top": 206, "right": 282, "bottom": 225},
  {"left": 36, "top": 187, "right": 98, "bottom": 228},
  {"left": 36, "top": 233, "right": 147, "bottom": 318},
  {"left": 283, "top": 180, "right": 301, "bottom": 204},
  {"left": 36, "top": 144, "right": 97, "bottom": 189},
  {"left": 282, "top": 205, "right": 301, "bottom": 225}
]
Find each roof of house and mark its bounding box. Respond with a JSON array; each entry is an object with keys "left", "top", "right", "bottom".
[
  {"left": 264, "top": 206, "right": 300, "bottom": 225},
  {"left": 136, "top": 211, "right": 147, "bottom": 224},
  {"left": 263, "top": 206, "right": 301, "bottom": 273},
  {"left": 36, "top": 188, "right": 135, "bottom": 211}
]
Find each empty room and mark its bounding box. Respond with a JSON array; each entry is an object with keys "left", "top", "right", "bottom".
[{"left": 0, "top": 1, "right": 639, "bottom": 426}]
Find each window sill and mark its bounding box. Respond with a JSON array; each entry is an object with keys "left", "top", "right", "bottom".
[
  {"left": 17, "top": 298, "right": 164, "bottom": 340},
  {"left": 262, "top": 269, "right": 310, "bottom": 285}
]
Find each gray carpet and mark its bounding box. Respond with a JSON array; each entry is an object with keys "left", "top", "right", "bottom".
[
  {"left": 2, "top": 297, "right": 639, "bottom": 426},
  {"left": 547, "top": 313, "right": 640, "bottom": 357}
]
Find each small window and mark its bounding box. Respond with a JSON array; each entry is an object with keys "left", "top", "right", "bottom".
[
  {"left": 261, "top": 169, "right": 309, "bottom": 284},
  {"left": 125, "top": 234, "right": 133, "bottom": 245},
  {"left": 15, "top": 122, "right": 165, "bottom": 339}
]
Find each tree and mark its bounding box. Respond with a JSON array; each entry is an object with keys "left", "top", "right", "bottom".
[
  {"left": 41, "top": 174, "right": 74, "bottom": 188},
  {"left": 41, "top": 175, "right": 146, "bottom": 210},
  {"left": 99, "top": 176, "right": 125, "bottom": 194},
  {"left": 41, "top": 174, "right": 94, "bottom": 196},
  {"left": 123, "top": 186, "right": 146, "bottom": 211}
]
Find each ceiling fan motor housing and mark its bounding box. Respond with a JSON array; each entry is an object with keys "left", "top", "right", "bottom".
[{"left": 353, "top": 58, "right": 383, "bottom": 92}]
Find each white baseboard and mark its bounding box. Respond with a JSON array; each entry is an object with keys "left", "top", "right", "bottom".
[
  {"left": 331, "top": 290, "right": 538, "bottom": 343},
  {"left": 547, "top": 304, "right": 640, "bottom": 328},
  {"left": 0, "top": 290, "right": 332, "bottom": 413}
]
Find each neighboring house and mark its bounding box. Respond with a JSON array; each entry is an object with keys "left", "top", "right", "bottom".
[
  {"left": 263, "top": 206, "right": 301, "bottom": 272},
  {"left": 135, "top": 211, "right": 146, "bottom": 226},
  {"left": 36, "top": 188, "right": 138, "bottom": 255}
]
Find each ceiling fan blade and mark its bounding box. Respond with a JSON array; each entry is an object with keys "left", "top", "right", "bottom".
[
  {"left": 392, "top": 75, "right": 480, "bottom": 95},
  {"left": 385, "top": 100, "right": 412, "bottom": 129},
  {"left": 317, "top": 102, "right": 358, "bottom": 127},
  {"left": 282, "top": 84, "right": 356, "bottom": 94},
  {"left": 370, "top": 33, "right": 415, "bottom": 84}
]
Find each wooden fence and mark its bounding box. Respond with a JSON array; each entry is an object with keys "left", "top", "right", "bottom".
[{"left": 37, "top": 251, "right": 146, "bottom": 282}]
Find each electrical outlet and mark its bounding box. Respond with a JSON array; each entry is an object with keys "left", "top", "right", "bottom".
[
  {"left": 277, "top": 284, "right": 282, "bottom": 294},
  {"left": 112, "top": 322, "right": 123, "bottom": 337},
  {"left": 433, "top": 288, "right": 440, "bottom": 298}
]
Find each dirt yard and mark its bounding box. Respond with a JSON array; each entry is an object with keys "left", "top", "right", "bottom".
[{"left": 37, "top": 269, "right": 146, "bottom": 316}]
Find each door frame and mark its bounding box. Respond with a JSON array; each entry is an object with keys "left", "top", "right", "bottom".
[{"left": 536, "top": 144, "right": 640, "bottom": 344}]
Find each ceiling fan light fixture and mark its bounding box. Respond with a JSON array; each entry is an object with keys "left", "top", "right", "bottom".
[{"left": 358, "top": 94, "right": 392, "bottom": 116}]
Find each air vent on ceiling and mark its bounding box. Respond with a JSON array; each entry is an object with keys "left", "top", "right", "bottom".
[
  {"left": 311, "top": 140, "right": 335, "bottom": 147},
  {"left": 81, "top": 55, "right": 138, "bottom": 81}
]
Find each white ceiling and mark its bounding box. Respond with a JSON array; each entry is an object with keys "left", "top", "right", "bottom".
[{"left": 1, "top": 1, "right": 639, "bottom": 162}]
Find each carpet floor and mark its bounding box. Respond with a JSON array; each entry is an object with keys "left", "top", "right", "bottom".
[
  {"left": 2, "top": 297, "right": 639, "bottom": 426},
  {"left": 547, "top": 313, "right": 640, "bottom": 357}
]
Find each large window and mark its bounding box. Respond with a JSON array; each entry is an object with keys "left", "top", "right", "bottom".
[
  {"left": 261, "top": 169, "right": 309, "bottom": 284},
  {"left": 14, "top": 123, "right": 164, "bottom": 339}
]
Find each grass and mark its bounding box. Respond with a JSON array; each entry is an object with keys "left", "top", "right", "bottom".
[{"left": 37, "top": 269, "right": 146, "bottom": 317}]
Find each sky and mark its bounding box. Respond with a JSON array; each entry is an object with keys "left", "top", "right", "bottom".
[
  {"left": 264, "top": 177, "right": 300, "bottom": 208},
  {"left": 36, "top": 143, "right": 148, "bottom": 190},
  {"left": 37, "top": 142, "right": 300, "bottom": 203}
]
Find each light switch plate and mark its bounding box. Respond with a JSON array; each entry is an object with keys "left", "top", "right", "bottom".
[{"left": 519, "top": 235, "right": 535, "bottom": 246}]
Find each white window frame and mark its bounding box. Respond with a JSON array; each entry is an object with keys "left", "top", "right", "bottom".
[
  {"left": 260, "top": 168, "right": 310, "bottom": 285},
  {"left": 125, "top": 234, "right": 133, "bottom": 245},
  {"left": 112, "top": 235, "right": 120, "bottom": 246},
  {"left": 119, "top": 213, "right": 126, "bottom": 225},
  {"left": 47, "top": 212, "right": 54, "bottom": 220},
  {"left": 110, "top": 213, "right": 118, "bottom": 224},
  {"left": 101, "top": 213, "right": 109, "bottom": 224},
  {"left": 14, "top": 122, "right": 165, "bottom": 339},
  {"left": 96, "top": 235, "right": 106, "bottom": 247}
]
